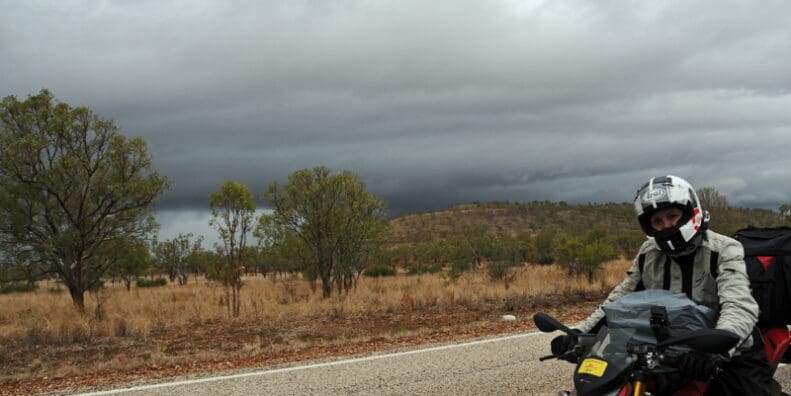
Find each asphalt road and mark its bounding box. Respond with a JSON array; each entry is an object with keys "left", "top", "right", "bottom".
[{"left": 74, "top": 331, "right": 790, "bottom": 396}]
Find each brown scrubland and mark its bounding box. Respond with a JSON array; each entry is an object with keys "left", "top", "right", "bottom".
[{"left": 0, "top": 259, "right": 630, "bottom": 392}]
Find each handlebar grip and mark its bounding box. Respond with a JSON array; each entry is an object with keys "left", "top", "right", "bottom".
[{"left": 659, "top": 350, "right": 683, "bottom": 367}]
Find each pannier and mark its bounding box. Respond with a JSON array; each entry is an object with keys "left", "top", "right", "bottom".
[{"left": 732, "top": 226, "right": 791, "bottom": 328}]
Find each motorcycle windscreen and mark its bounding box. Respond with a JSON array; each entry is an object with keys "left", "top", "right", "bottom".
[{"left": 574, "top": 327, "right": 636, "bottom": 396}]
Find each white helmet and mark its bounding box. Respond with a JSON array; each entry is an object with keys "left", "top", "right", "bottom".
[{"left": 634, "top": 175, "right": 710, "bottom": 256}]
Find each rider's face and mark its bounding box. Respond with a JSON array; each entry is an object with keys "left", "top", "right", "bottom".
[{"left": 649, "top": 207, "right": 683, "bottom": 232}]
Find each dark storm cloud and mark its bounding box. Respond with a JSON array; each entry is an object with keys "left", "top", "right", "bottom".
[{"left": 3, "top": 0, "right": 791, "bottom": 245}]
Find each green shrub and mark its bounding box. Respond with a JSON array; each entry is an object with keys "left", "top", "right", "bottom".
[
  {"left": 136, "top": 278, "right": 167, "bottom": 288},
  {"left": 444, "top": 261, "right": 472, "bottom": 282},
  {"left": 404, "top": 261, "right": 444, "bottom": 275},
  {"left": 445, "top": 266, "right": 463, "bottom": 281},
  {"left": 450, "top": 260, "right": 471, "bottom": 273},
  {"left": 487, "top": 261, "right": 513, "bottom": 280},
  {"left": 0, "top": 282, "right": 37, "bottom": 294},
  {"left": 363, "top": 263, "right": 397, "bottom": 277}
]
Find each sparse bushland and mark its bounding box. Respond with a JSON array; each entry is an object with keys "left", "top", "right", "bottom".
[
  {"left": 3, "top": 177, "right": 787, "bottom": 391},
  {"left": 387, "top": 200, "right": 788, "bottom": 283},
  {"left": 390, "top": 201, "right": 789, "bottom": 248},
  {"left": 0, "top": 259, "right": 629, "bottom": 384}
]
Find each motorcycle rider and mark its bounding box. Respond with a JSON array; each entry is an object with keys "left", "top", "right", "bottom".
[{"left": 552, "top": 175, "right": 772, "bottom": 395}]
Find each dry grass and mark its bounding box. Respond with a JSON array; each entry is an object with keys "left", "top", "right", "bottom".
[{"left": 0, "top": 259, "right": 631, "bottom": 383}]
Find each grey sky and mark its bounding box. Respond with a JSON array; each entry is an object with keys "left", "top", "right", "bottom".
[{"left": 3, "top": 1, "right": 791, "bottom": 243}]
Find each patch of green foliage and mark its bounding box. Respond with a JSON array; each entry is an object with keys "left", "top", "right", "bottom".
[
  {"left": 363, "top": 263, "right": 397, "bottom": 277},
  {"left": 136, "top": 278, "right": 168, "bottom": 288},
  {"left": 445, "top": 261, "right": 472, "bottom": 281},
  {"left": 487, "top": 261, "right": 521, "bottom": 280},
  {"left": 0, "top": 282, "right": 36, "bottom": 294},
  {"left": 404, "top": 261, "right": 444, "bottom": 275}
]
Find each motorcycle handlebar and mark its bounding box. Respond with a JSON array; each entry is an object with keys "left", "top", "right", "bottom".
[
  {"left": 541, "top": 346, "right": 586, "bottom": 363},
  {"left": 651, "top": 347, "right": 730, "bottom": 374}
]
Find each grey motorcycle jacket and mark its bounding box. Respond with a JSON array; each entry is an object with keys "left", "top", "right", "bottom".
[{"left": 577, "top": 230, "right": 759, "bottom": 351}]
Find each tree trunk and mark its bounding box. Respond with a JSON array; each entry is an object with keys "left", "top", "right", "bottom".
[
  {"left": 321, "top": 277, "right": 332, "bottom": 298},
  {"left": 68, "top": 284, "right": 85, "bottom": 311},
  {"left": 225, "top": 287, "right": 231, "bottom": 316},
  {"left": 320, "top": 259, "right": 333, "bottom": 298},
  {"left": 232, "top": 282, "right": 241, "bottom": 317}
]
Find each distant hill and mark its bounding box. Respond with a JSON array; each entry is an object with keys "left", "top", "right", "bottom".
[{"left": 389, "top": 201, "right": 788, "bottom": 246}]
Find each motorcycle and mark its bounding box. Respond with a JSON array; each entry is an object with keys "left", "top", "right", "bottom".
[{"left": 534, "top": 310, "right": 791, "bottom": 396}]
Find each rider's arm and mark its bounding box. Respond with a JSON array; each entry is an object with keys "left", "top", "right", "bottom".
[{"left": 712, "top": 236, "right": 759, "bottom": 349}]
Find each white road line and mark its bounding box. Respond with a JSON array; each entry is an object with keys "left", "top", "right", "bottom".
[{"left": 76, "top": 331, "right": 547, "bottom": 395}]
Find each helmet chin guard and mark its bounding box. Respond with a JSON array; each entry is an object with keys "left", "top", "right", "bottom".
[{"left": 634, "top": 175, "right": 709, "bottom": 256}]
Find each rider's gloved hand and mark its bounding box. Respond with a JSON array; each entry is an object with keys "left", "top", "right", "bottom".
[
  {"left": 679, "top": 352, "right": 719, "bottom": 380},
  {"left": 551, "top": 329, "right": 581, "bottom": 355}
]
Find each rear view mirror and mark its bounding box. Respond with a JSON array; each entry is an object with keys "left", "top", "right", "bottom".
[{"left": 533, "top": 312, "right": 575, "bottom": 335}]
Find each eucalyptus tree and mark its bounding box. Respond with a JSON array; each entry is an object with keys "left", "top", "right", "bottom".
[
  {"left": 262, "top": 166, "right": 390, "bottom": 298},
  {"left": 154, "top": 233, "right": 203, "bottom": 285},
  {"left": 0, "top": 90, "right": 168, "bottom": 309},
  {"left": 255, "top": 213, "right": 312, "bottom": 277},
  {"left": 210, "top": 181, "right": 255, "bottom": 317},
  {"left": 95, "top": 237, "right": 152, "bottom": 291}
]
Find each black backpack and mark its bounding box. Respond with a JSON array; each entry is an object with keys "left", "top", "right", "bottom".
[{"left": 732, "top": 226, "right": 791, "bottom": 328}]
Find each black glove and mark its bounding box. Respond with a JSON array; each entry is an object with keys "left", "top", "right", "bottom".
[
  {"left": 551, "top": 330, "right": 581, "bottom": 355},
  {"left": 679, "top": 352, "right": 719, "bottom": 380}
]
